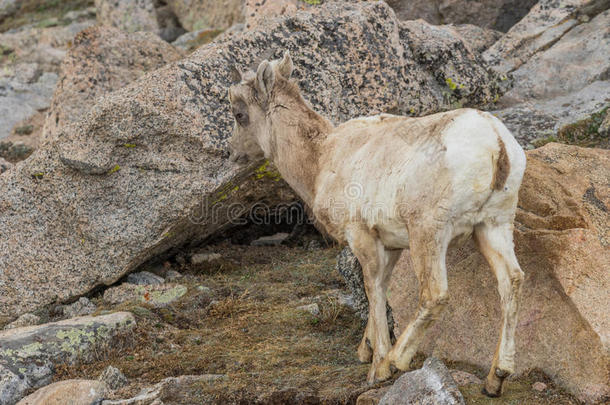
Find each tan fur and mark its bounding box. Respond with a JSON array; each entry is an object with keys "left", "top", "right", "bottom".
[
  {"left": 228, "top": 52, "right": 526, "bottom": 395},
  {"left": 492, "top": 136, "right": 510, "bottom": 191}
]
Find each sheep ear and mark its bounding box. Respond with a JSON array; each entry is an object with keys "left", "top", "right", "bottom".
[
  {"left": 277, "top": 51, "right": 293, "bottom": 79},
  {"left": 229, "top": 65, "right": 242, "bottom": 83},
  {"left": 256, "top": 60, "right": 275, "bottom": 101}
]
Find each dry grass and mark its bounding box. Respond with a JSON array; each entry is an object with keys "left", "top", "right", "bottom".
[
  {"left": 53, "top": 244, "right": 582, "bottom": 404},
  {"left": 55, "top": 245, "right": 370, "bottom": 403}
]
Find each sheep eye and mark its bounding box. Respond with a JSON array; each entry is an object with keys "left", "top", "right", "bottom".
[{"left": 234, "top": 111, "right": 249, "bottom": 126}]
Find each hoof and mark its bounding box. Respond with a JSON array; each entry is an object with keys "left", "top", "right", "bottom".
[
  {"left": 367, "top": 358, "right": 392, "bottom": 385},
  {"left": 481, "top": 386, "right": 501, "bottom": 398},
  {"left": 483, "top": 368, "right": 510, "bottom": 398},
  {"left": 357, "top": 339, "right": 373, "bottom": 363}
]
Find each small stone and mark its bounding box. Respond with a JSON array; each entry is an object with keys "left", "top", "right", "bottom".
[
  {"left": 191, "top": 252, "right": 221, "bottom": 264},
  {"left": 165, "top": 270, "right": 183, "bottom": 281},
  {"left": 16, "top": 379, "right": 108, "bottom": 405},
  {"left": 61, "top": 297, "right": 96, "bottom": 318},
  {"left": 251, "top": 232, "right": 290, "bottom": 246},
  {"left": 126, "top": 271, "right": 165, "bottom": 286},
  {"left": 297, "top": 303, "right": 320, "bottom": 316},
  {"left": 306, "top": 240, "right": 322, "bottom": 250},
  {"left": 379, "top": 357, "right": 465, "bottom": 405},
  {"left": 99, "top": 366, "right": 127, "bottom": 390},
  {"left": 357, "top": 387, "right": 390, "bottom": 405},
  {"left": 450, "top": 369, "right": 483, "bottom": 386},
  {"left": 532, "top": 381, "right": 548, "bottom": 392},
  {"left": 3, "top": 313, "right": 40, "bottom": 330},
  {"left": 196, "top": 285, "right": 212, "bottom": 294},
  {"left": 104, "top": 284, "right": 187, "bottom": 307}
]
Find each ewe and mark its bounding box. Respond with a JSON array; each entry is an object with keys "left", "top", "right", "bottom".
[{"left": 228, "top": 52, "right": 526, "bottom": 397}]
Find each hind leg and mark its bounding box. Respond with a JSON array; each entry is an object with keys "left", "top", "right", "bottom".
[
  {"left": 474, "top": 221, "right": 524, "bottom": 397},
  {"left": 381, "top": 226, "right": 452, "bottom": 372}
]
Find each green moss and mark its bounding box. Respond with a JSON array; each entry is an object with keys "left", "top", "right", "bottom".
[
  {"left": 108, "top": 165, "right": 121, "bottom": 174},
  {"left": 211, "top": 182, "right": 240, "bottom": 205},
  {"left": 253, "top": 160, "right": 282, "bottom": 181},
  {"left": 556, "top": 107, "right": 609, "bottom": 148},
  {"left": 445, "top": 77, "right": 458, "bottom": 91},
  {"left": 18, "top": 342, "right": 43, "bottom": 356},
  {"left": 532, "top": 135, "right": 557, "bottom": 148},
  {"left": 123, "top": 143, "right": 136, "bottom": 148},
  {"left": 145, "top": 285, "right": 188, "bottom": 305}
]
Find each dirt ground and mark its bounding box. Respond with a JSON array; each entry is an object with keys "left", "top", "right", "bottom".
[{"left": 54, "top": 244, "right": 582, "bottom": 404}]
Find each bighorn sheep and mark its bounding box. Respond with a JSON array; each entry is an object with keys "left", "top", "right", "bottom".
[{"left": 227, "top": 52, "right": 526, "bottom": 397}]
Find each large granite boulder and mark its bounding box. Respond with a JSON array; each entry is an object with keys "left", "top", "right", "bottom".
[
  {"left": 42, "top": 26, "right": 183, "bottom": 143},
  {"left": 486, "top": 0, "right": 610, "bottom": 147},
  {"left": 0, "top": 1, "right": 501, "bottom": 323},
  {"left": 389, "top": 143, "right": 609, "bottom": 403}
]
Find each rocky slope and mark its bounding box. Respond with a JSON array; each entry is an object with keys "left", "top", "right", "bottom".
[
  {"left": 0, "top": 1, "right": 608, "bottom": 404},
  {"left": 0, "top": 0, "right": 501, "bottom": 323}
]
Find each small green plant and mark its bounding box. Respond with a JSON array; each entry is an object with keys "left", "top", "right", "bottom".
[
  {"left": 15, "top": 125, "right": 34, "bottom": 135},
  {"left": 302, "top": 0, "right": 321, "bottom": 5},
  {"left": 108, "top": 165, "right": 121, "bottom": 174}
]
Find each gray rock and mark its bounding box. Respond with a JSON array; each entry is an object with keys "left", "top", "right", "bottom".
[
  {"left": 493, "top": 81, "right": 610, "bottom": 148},
  {"left": 103, "top": 284, "right": 187, "bottom": 308},
  {"left": 0, "top": 313, "right": 135, "bottom": 405},
  {"left": 336, "top": 247, "right": 395, "bottom": 337},
  {"left": 386, "top": 0, "right": 537, "bottom": 32},
  {"left": 501, "top": 8, "right": 610, "bottom": 104},
  {"left": 126, "top": 271, "right": 165, "bottom": 286},
  {"left": 0, "top": 69, "right": 57, "bottom": 141},
  {"left": 450, "top": 24, "right": 503, "bottom": 53},
  {"left": 95, "top": 0, "right": 185, "bottom": 42},
  {"left": 0, "top": 365, "right": 28, "bottom": 405},
  {"left": 61, "top": 297, "right": 97, "bottom": 318},
  {"left": 0, "top": 1, "right": 502, "bottom": 322},
  {"left": 0, "top": 158, "right": 12, "bottom": 174},
  {"left": 102, "top": 374, "right": 227, "bottom": 405},
  {"left": 251, "top": 232, "right": 290, "bottom": 246},
  {"left": 296, "top": 303, "right": 320, "bottom": 316},
  {"left": 3, "top": 314, "right": 39, "bottom": 330},
  {"left": 95, "top": 0, "right": 159, "bottom": 33},
  {"left": 0, "top": 0, "right": 18, "bottom": 21},
  {"left": 15, "top": 379, "right": 108, "bottom": 405},
  {"left": 167, "top": 0, "right": 244, "bottom": 31},
  {"left": 99, "top": 366, "right": 127, "bottom": 391},
  {"left": 379, "top": 357, "right": 465, "bottom": 405},
  {"left": 483, "top": 0, "right": 596, "bottom": 75},
  {"left": 165, "top": 270, "right": 183, "bottom": 282}
]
